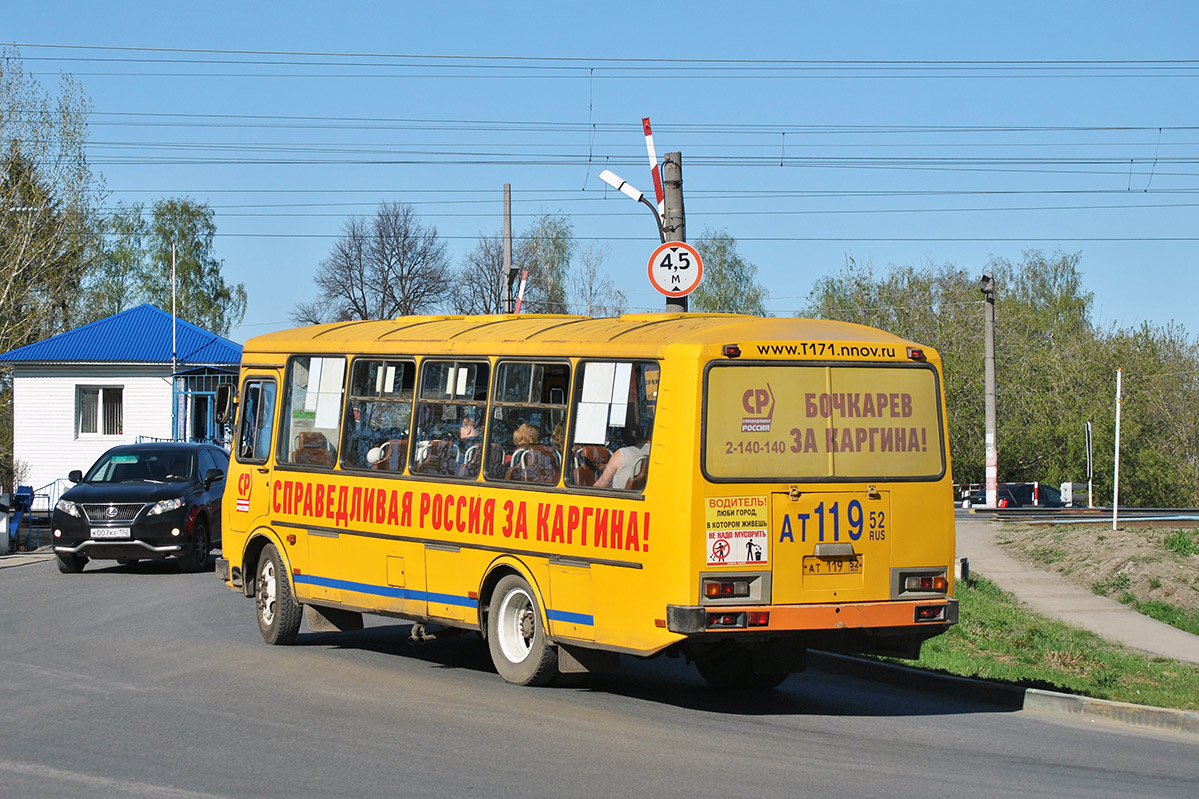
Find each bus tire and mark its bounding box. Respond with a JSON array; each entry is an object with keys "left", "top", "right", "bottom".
[
  {"left": 487, "top": 574, "right": 558, "bottom": 686},
  {"left": 696, "top": 651, "right": 788, "bottom": 690},
  {"left": 256, "top": 543, "right": 301, "bottom": 645}
]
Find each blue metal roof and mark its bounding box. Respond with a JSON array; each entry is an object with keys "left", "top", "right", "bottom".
[{"left": 0, "top": 304, "right": 242, "bottom": 365}]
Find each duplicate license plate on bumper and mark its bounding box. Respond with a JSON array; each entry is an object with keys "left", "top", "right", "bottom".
[{"left": 91, "top": 527, "right": 131, "bottom": 539}]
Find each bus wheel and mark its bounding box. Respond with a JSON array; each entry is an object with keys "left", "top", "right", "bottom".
[
  {"left": 487, "top": 575, "right": 558, "bottom": 686},
  {"left": 256, "top": 544, "right": 302, "bottom": 645},
  {"left": 696, "top": 651, "right": 788, "bottom": 690},
  {"left": 56, "top": 552, "right": 87, "bottom": 574}
]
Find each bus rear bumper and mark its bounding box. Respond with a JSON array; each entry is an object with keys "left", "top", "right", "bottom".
[{"left": 667, "top": 598, "right": 958, "bottom": 635}]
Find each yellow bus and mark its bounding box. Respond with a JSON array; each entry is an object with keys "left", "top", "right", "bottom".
[{"left": 215, "top": 313, "right": 957, "bottom": 687}]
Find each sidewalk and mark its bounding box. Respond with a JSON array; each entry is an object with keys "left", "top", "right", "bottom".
[{"left": 955, "top": 515, "right": 1199, "bottom": 666}]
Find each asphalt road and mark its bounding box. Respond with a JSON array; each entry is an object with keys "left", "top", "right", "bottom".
[{"left": 1, "top": 557, "right": 1196, "bottom": 799}]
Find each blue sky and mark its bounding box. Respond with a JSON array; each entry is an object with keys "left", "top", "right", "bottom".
[{"left": 7, "top": 1, "right": 1199, "bottom": 343}]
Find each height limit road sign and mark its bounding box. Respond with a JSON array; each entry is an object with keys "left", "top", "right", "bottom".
[{"left": 647, "top": 241, "right": 704, "bottom": 297}]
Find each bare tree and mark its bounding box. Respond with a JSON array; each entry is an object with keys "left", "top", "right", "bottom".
[
  {"left": 568, "top": 243, "right": 626, "bottom": 317},
  {"left": 292, "top": 202, "right": 452, "bottom": 324},
  {"left": 451, "top": 232, "right": 508, "bottom": 315}
]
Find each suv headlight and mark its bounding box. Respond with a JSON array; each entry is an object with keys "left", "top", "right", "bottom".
[
  {"left": 56, "top": 499, "right": 81, "bottom": 518},
  {"left": 148, "top": 498, "right": 184, "bottom": 516}
]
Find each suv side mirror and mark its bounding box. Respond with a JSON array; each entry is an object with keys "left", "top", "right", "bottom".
[
  {"left": 204, "top": 468, "right": 225, "bottom": 489},
  {"left": 68, "top": 470, "right": 83, "bottom": 483},
  {"left": 214, "top": 383, "right": 236, "bottom": 425}
]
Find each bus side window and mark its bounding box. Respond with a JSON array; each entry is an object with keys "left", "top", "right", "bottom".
[
  {"left": 341, "top": 359, "right": 415, "bottom": 472},
  {"left": 236, "top": 379, "right": 276, "bottom": 463},
  {"left": 486, "top": 361, "right": 569, "bottom": 486},
  {"left": 412, "top": 360, "right": 490, "bottom": 479},
  {"left": 279, "top": 356, "right": 346, "bottom": 469},
  {"left": 567, "top": 361, "right": 658, "bottom": 491}
]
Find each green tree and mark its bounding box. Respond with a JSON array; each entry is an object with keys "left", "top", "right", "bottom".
[
  {"left": 0, "top": 47, "right": 103, "bottom": 492},
  {"left": 138, "top": 199, "right": 246, "bottom": 337},
  {"left": 80, "top": 201, "right": 147, "bottom": 322},
  {"left": 802, "top": 249, "right": 1199, "bottom": 507},
  {"left": 519, "top": 213, "right": 574, "bottom": 314},
  {"left": 690, "top": 228, "right": 770, "bottom": 315}
]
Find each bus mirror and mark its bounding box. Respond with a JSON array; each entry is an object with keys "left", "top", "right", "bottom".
[{"left": 214, "top": 383, "right": 236, "bottom": 425}]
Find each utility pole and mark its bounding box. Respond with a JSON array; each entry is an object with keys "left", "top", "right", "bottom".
[
  {"left": 980, "top": 271, "right": 998, "bottom": 508},
  {"left": 1113, "top": 368, "right": 1123, "bottom": 531},
  {"left": 502, "top": 183, "right": 515, "bottom": 313},
  {"left": 662, "top": 152, "right": 686, "bottom": 313}
]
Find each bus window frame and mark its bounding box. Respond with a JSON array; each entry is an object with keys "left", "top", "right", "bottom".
[
  {"left": 410, "top": 358, "right": 491, "bottom": 480},
  {"left": 564, "top": 357, "right": 661, "bottom": 494},
  {"left": 339, "top": 355, "right": 417, "bottom": 475},
  {"left": 276, "top": 353, "right": 349, "bottom": 473},
  {"left": 234, "top": 375, "right": 278, "bottom": 465},
  {"left": 699, "top": 359, "right": 948, "bottom": 484},
  {"left": 485, "top": 357, "right": 572, "bottom": 487}
]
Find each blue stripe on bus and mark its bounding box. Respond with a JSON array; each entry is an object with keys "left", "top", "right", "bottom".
[
  {"left": 293, "top": 573, "right": 432, "bottom": 604},
  {"left": 292, "top": 573, "right": 590, "bottom": 622},
  {"left": 547, "top": 609, "right": 595, "bottom": 626}
]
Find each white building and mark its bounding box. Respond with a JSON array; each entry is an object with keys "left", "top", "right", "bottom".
[{"left": 0, "top": 304, "right": 241, "bottom": 499}]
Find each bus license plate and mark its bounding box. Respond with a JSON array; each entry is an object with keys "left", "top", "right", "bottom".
[
  {"left": 802, "top": 555, "right": 862, "bottom": 575},
  {"left": 91, "top": 527, "right": 131, "bottom": 539}
]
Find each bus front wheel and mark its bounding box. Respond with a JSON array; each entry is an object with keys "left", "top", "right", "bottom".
[
  {"left": 487, "top": 575, "right": 558, "bottom": 686},
  {"left": 256, "top": 543, "right": 302, "bottom": 645}
]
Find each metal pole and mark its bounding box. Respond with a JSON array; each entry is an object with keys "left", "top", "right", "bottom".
[
  {"left": 502, "top": 183, "right": 513, "bottom": 313},
  {"left": 662, "top": 152, "right": 687, "bottom": 313},
  {"left": 1112, "top": 368, "right": 1123, "bottom": 531},
  {"left": 981, "top": 272, "right": 997, "bottom": 508}
]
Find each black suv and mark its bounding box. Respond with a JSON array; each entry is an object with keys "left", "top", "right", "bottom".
[{"left": 51, "top": 442, "right": 227, "bottom": 573}]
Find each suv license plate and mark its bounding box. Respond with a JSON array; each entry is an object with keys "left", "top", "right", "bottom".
[{"left": 91, "top": 527, "right": 131, "bottom": 539}]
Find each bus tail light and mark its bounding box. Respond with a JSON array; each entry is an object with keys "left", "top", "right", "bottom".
[
  {"left": 722, "top": 344, "right": 742, "bottom": 358},
  {"left": 748, "top": 611, "right": 770, "bottom": 627},
  {"left": 707, "top": 612, "right": 746, "bottom": 629},
  {"left": 904, "top": 575, "right": 948, "bottom": 593},
  {"left": 915, "top": 604, "right": 947, "bottom": 622},
  {"left": 907, "top": 347, "right": 926, "bottom": 361},
  {"left": 704, "top": 579, "right": 750, "bottom": 599}
]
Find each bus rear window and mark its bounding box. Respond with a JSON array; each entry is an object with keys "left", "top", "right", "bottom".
[{"left": 704, "top": 363, "right": 945, "bottom": 481}]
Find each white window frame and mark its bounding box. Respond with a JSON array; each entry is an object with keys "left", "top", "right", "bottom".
[{"left": 77, "top": 385, "right": 124, "bottom": 437}]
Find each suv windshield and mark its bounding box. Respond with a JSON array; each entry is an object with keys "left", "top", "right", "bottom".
[{"left": 86, "top": 450, "right": 196, "bottom": 484}]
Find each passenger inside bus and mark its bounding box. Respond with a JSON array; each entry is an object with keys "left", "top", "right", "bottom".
[
  {"left": 593, "top": 430, "right": 650, "bottom": 490},
  {"left": 506, "top": 423, "right": 559, "bottom": 484}
]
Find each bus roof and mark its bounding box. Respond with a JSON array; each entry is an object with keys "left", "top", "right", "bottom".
[{"left": 243, "top": 313, "right": 926, "bottom": 360}]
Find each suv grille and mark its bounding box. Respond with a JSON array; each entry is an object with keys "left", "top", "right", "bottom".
[{"left": 81, "top": 503, "right": 145, "bottom": 523}]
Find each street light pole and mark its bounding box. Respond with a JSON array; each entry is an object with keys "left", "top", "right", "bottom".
[
  {"left": 980, "top": 271, "right": 998, "bottom": 508},
  {"left": 597, "top": 169, "right": 665, "bottom": 244}
]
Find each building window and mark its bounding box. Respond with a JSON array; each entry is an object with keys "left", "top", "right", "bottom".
[{"left": 78, "top": 386, "right": 124, "bottom": 436}]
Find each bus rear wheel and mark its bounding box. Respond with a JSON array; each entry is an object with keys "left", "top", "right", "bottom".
[
  {"left": 487, "top": 575, "right": 558, "bottom": 686},
  {"left": 256, "top": 543, "right": 302, "bottom": 645}
]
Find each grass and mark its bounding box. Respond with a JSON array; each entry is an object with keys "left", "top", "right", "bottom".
[
  {"left": 1163, "top": 529, "right": 1199, "bottom": 557},
  {"left": 1117, "top": 595, "right": 1199, "bottom": 637},
  {"left": 907, "top": 577, "right": 1199, "bottom": 712}
]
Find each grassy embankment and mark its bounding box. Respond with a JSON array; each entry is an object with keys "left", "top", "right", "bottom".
[{"left": 907, "top": 575, "right": 1199, "bottom": 712}]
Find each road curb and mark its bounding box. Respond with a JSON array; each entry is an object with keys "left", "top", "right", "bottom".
[
  {"left": 0, "top": 552, "right": 55, "bottom": 570},
  {"left": 808, "top": 651, "right": 1199, "bottom": 737}
]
